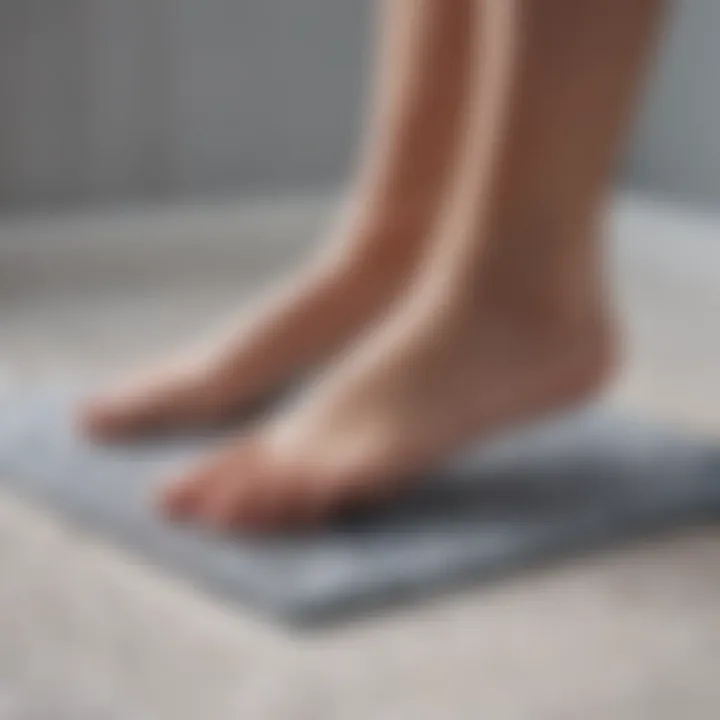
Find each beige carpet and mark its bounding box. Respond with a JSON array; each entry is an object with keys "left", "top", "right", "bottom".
[{"left": 0, "top": 194, "right": 719, "bottom": 719}]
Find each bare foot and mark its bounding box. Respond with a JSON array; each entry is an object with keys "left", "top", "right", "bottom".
[
  {"left": 80, "top": 216, "right": 419, "bottom": 440},
  {"left": 79, "top": 0, "right": 472, "bottom": 440},
  {"left": 160, "top": 280, "right": 615, "bottom": 531}
]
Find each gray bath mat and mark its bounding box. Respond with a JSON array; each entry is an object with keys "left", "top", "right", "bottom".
[{"left": 0, "top": 387, "right": 718, "bottom": 624}]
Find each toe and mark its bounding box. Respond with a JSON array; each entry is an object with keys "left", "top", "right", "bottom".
[
  {"left": 198, "top": 476, "right": 251, "bottom": 529},
  {"left": 159, "top": 457, "right": 223, "bottom": 520},
  {"left": 197, "top": 441, "right": 299, "bottom": 532},
  {"left": 160, "top": 435, "right": 385, "bottom": 533},
  {"left": 168, "top": 440, "right": 268, "bottom": 531},
  {"left": 79, "top": 365, "right": 205, "bottom": 440},
  {"left": 176, "top": 439, "right": 328, "bottom": 532},
  {"left": 80, "top": 389, "right": 162, "bottom": 439},
  {"left": 196, "top": 449, "right": 261, "bottom": 530},
  {"left": 78, "top": 396, "right": 125, "bottom": 439}
]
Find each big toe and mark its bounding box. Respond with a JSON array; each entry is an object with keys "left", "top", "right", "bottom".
[
  {"left": 79, "top": 365, "right": 215, "bottom": 440},
  {"left": 79, "top": 387, "right": 170, "bottom": 439},
  {"left": 160, "top": 440, "right": 267, "bottom": 530},
  {"left": 159, "top": 438, "right": 332, "bottom": 532}
]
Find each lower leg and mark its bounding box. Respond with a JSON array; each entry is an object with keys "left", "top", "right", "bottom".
[
  {"left": 162, "top": 0, "right": 666, "bottom": 530},
  {"left": 430, "top": 0, "right": 667, "bottom": 327},
  {"left": 80, "top": 0, "right": 473, "bottom": 438}
]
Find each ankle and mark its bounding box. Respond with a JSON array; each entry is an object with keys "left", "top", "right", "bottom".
[{"left": 463, "top": 215, "right": 608, "bottom": 327}]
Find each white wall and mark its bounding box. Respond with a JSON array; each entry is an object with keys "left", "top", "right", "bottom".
[
  {"left": 626, "top": 0, "right": 720, "bottom": 207},
  {"left": 1, "top": 1, "right": 718, "bottom": 210},
  {"left": 0, "top": 0, "right": 368, "bottom": 209}
]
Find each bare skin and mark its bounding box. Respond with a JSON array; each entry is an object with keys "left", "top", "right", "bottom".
[
  {"left": 81, "top": 0, "right": 473, "bottom": 439},
  {"left": 159, "top": 0, "right": 666, "bottom": 530}
]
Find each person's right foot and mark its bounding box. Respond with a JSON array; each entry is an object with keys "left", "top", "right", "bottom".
[
  {"left": 159, "top": 261, "right": 615, "bottom": 531},
  {"left": 80, "top": 215, "right": 422, "bottom": 440}
]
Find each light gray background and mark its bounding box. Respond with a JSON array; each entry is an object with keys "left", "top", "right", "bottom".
[{"left": 0, "top": 1, "right": 718, "bottom": 211}]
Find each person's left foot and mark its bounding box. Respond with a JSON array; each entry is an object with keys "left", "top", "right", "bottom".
[
  {"left": 78, "top": 209, "right": 422, "bottom": 440},
  {"left": 160, "top": 276, "right": 615, "bottom": 531}
]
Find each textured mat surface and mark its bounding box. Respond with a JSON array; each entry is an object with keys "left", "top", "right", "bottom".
[{"left": 0, "top": 388, "right": 718, "bottom": 624}]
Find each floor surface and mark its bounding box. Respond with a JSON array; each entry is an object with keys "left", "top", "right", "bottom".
[{"left": 1, "top": 194, "right": 719, "bottom": 719}]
